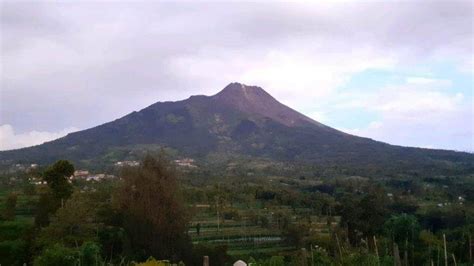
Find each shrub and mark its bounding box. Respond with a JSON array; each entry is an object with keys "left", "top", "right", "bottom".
[{"left": 34, "top": 244, "right": 77, "bottom": 266}]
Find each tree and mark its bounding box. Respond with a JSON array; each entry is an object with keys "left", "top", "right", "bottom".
[
  {"left": 384, "top": 214, "right": 420, "bottom": 247},
  {"left": 384, "top": 214, "right": 420, "bottom": 266},
  {"left": 36, "top": 191, "right": 101, "bottom": 249},
  {"left": 42, "top": 160, "right": 74, "bottom": 203},
  {"left": 79, "top": 241, "right": 102, "bottom": 266},
  {"left": 3, "top": 192, "right": 18, "bottom": 220},
  {"left": 35, "top": 191, "right": 55, "bottom": 227},
  {"left": 35, "top": 160, "right": 75, "bottom": 227},
  {"left": 284, "top": 224, "right": 308, "bottom": 248},
  {"left": 116, "top": 154, "right": 191, "bottom": 261},
  {"left": 340, "top": 187, "right": 388, "bottom": 244},
  {"left": 358, "top": 188, "right": 388, "bottom": 237}
]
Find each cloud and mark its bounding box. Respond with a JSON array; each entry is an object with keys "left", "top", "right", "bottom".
[
  {"left": 0, "top": 124, "right": 78, "bottom": 151},
  {"left": 0, "top": 1, "right": 472, "bottom": 150},
  {"left": 169, "top": 47, "right": 397, "bottom": 109},
  {"left": 338, "top": 79, "right": 473, "bottom": 151},
  {"left": 344, "top": 107, "right": 473, "bottom": 151},
  {"left": 405, "top": 77, "right": 452, "bottom": 87}
]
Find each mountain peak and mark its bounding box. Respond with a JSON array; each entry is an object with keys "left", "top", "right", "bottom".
[
  {"left": 212, "top": 82, "right": 319, "bottom": 127},
  {"left": 214, "top": 82, "right": 271, "bottom": 101}
]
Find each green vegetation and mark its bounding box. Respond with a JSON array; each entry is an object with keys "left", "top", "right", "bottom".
[
  {"left": 0, "top": 155, "right": 473, "bottom": 265},
  {"left": 116, "top": 155, "right": 191, "bottom": 260}
]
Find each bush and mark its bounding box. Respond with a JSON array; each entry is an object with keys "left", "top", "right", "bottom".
[
  {"left": 263, "top": 256, "right": 285, "bottom": 266},
  {"left": 0, "top": 220, "right": 34, "bottom": 241},
  {"left": 34, "top": 244, "right": 77, "bottom": 266},
  {"left": 80, "top": 241, "right": 102, "bottom": 266},
  {"left": 341, "top": 253, "right": 379, "bottom": 266},
  {"left": 0, "top": 239, "right": 28, "bottom": 265}
]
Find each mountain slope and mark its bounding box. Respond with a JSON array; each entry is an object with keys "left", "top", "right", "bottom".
[{"left": 1, "top": 82, "right": 473, "bottom": 175}]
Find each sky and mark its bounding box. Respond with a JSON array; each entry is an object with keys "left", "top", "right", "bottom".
[{"left": 0, "top": 1, "right": 473, "bottom": 151}]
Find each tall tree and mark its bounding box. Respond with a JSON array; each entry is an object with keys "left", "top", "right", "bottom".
[
  {"left": 340, "top": 187, "right": 388, "bottom": 245},
  {"left": 384, "top": 214, "right": 420, "bottom": 247},
  {"left": 35, "top": 160, "right": 75, "bottom": 227},
  {"left": 42, "top": 160, "right": 74, "bottom": 203},
  {"left": 116, "top": 154, "right": 191, "bottom": 261},
  {"left": 3, "top": 192, "right": 18, "bottom": 220}
]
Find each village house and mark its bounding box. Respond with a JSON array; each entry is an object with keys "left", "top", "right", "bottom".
[
  {"left": 174, "top": 158, "right": 197, "bottom": 168},
  {"left": 115, "top": 160, "right": 140, "bottom": 167}
]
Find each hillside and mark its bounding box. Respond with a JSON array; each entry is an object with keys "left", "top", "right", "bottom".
[{"left": 1, "top": 82, "right": 473, "bottom": 175}]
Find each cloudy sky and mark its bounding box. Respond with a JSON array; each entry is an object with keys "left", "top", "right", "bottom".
[{"left": 1, "top": 1, "right": 473, "bottom": 151}]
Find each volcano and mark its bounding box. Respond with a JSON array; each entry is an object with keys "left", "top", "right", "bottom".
[{"left": 1, "top": 82, "right": 472, "bottom": 175}]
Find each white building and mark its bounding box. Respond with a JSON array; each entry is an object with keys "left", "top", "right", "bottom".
[
  {"left": 115, "top": 160, "right": 140, "bottom": 167},
  {"left": 174, "top": 158, "right": 197, "bottom": 168}
]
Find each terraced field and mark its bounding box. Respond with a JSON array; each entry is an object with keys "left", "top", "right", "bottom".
[
  {"left": 188, "top": 204, "right": 340, "bottom": 257},
  {"left": 0, "top": 190, "right": 38, "bottom": 219}
]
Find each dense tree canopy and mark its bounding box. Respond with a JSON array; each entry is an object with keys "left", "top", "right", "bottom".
[{"left": 116, "top": 154, "right": 191, "bottom": 261}]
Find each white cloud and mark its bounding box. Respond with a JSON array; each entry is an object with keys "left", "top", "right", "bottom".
[
  {"left": 405, "top": 77, "right": 452, "bottom": 87},
  {"left": 169, "top": 45, "right": 397, "bottom": 111},
  {"left": 345, "top": 108, "right": 472, "bottom": 151},
  {"left": 339, "top": 79, "right": 473, "bottom": 151},
  {"left": 335, "top": 80, "right": 464, "bottom": 112},
  {"left": 0, "top": 124, "right": 78, "bottom": 151},
  {"left": 375, "top": 88, "right": 463, "bottom": 114}
]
